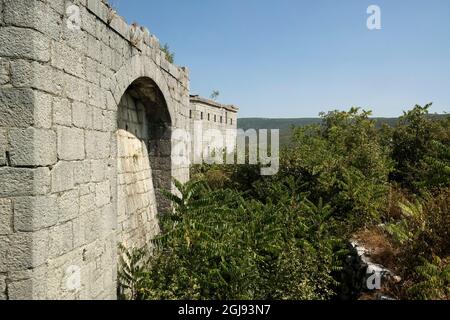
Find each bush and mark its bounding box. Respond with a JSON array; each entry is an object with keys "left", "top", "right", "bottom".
[
  {"left": 118, "top": 179, "right": 344, "bottom": 300},
  {"left": 390, "top": 104, "right": 450, "bottom": 191},
  {"left": 281, "top": 108, "right": 392, "bottom": 232},
  {"left": 383, "top": 188, "right": 450, "bottom": 299}
]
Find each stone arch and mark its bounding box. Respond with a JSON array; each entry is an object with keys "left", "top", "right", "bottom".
[
  {"left": 112, "top": 57, "right": 174, "bottom": 250},
  {"left": 110, "top": 55, "right": 176, "bottom": 120}
]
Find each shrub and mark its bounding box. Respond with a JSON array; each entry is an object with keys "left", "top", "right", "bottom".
[
  {"left": 390, "top": 104, "right": 450, "bottom": 191},
  {"left": 118, "top": 179, "right": 344, "bottom": 300},
  {"left": 281, "top": 108, "right": 392, "bottom": 232}
]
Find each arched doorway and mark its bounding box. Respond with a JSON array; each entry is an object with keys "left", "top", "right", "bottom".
[{"left": 116, "top": 77, "right": 172, "bottom": 250}]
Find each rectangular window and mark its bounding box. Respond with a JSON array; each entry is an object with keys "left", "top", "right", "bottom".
[
  {"left": 189, "top": 110, "right": 193, "bottom": 119},
  {"left": 201, "top": 112, "right": 203, "bottom": 120},
  {"left": 220, "top": 116, "right": 223, "bottom": 124},
  {"left": 208, "top": 113, "right": 210, "bottom": 121},
  {"left": 214, "top": 115, "right": 217, "bottom": 122},
  {"left": 230, "top": 119, "right": 233, "bottom": 125}
]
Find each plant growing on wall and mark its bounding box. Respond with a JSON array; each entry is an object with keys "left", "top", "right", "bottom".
[
  {"left": 160, "top": 44, "right": 175, "bottom": 64},
  {"left": 210, "top": 91, "right": 220, "bottom": 101}
]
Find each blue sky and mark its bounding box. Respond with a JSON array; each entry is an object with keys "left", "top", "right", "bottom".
[{"left": 114, "top": 0, "right": 450, "bottom": 118}]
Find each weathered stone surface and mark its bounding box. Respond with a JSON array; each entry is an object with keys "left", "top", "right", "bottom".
[
  {"left": 0, "top": 168, "right": 43, "bottom": 197},
  {"left": 48, "top": 222, "right": 74, "bottom": 258},
  {"left": 9, "top": 128, "right": 57, "bottom": 166},
  {"left": 14, "top": 196, "right": 58, "bottom": 232},
  {"left": 95, "top": 181, "right": 110, "bottom": 208},
  {"left": 73, "top": 161, "right": 91, "bottom": 185},
  {"left": 7, "top": 279, "right": 33, "bottom": 300},
  {"left": 0, "top": 58, "right": 10, "bottom": 85},
  {"left": 91, "top": 159, "right": 107, "bottom": 182},
  {"left": 53, "top": 97, "right": 72, "bottom": 126},
  {"left": 57, "top": 126, "right": 85, "bottom": 161},
  {"left": 0, "top": 274, "right": 6, "bottom": 300},
  {"left": 57, "top": 190, "right": 79, "bottom": 223},
  {"left": 0, "top": 88, "right": 35, "bottom": 128},
  {"left": 85, "top": 130, "right": 110, "bottom": 159},
  {"left": 0, "top": 198, "right": 13, "bottom": 235},
  {"left": 51, "top": 161, "right": 75, "bottom": 193},
  {"left": 72, "top": 101, "right": 93, "bottom": 129},
  {"left": 33, "top": 167, "right": 51, "bottom": 196},
  {"left": 51, "top": 42, "right": 85, "bottom": 78},
  {"left": 3, "top": 0, "right": 62, "bottom": 41},
  {"left": 10, "top": 60, "right": 64, "bottom": 96},
  {"left": 0, "top": 129, "right": 7, "bottom": 166},
  {"left": 34, "top": 91, "right": 52, "bottom": 129},
  {"left": 0, "top": 26, "right": 50, "bottom": 62},
  {"left": 1, "top": 231, "right": 49, "bottom": 272}
]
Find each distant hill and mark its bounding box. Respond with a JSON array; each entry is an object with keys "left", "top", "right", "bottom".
[
  {"left": 238, "top": 115, "right": 448, "bottom": 146},
  {"left": 237, "top": 118, "right": 321, "bottom": 145}
]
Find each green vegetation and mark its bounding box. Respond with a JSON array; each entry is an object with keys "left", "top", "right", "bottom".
[
  {"left": 210, "top": 90, "right": 220, "bottom": 101},
  {"left": 160, "top": 43, "right": 175, "bottom": 64},
  {"left": 238, "top": 114, "right": 448, "bottom": 147},
  {"left": 119, "top": 105, "right": 449, "bottom": 300}
]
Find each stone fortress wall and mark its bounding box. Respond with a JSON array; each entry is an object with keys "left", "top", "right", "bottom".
[
  {"left": 189, "top": 95, "right": 238, "bottom": 160},
  {"left": 0, "top": 0, "right": 237, "bottom": 300}
]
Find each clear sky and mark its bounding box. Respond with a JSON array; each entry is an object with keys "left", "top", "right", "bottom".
[{"left": 114, "top": 0, "right": 450, "bottom": 118}]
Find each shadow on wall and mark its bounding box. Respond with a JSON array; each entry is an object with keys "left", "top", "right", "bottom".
[{"left": 116, "top": 77, "right": 172, "bottom": 250}]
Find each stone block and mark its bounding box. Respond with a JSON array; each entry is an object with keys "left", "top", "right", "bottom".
[
  {"left": 0, "top": 88, "right": 35, "bottom": 128},
  {"left": 0, "top": 274, "right": 6, "bottom": 300},
  {"left": 57, "top": 189, "right": 79, "bottom": 223},
  {"left": 57, "top": 126, "right": 85, "bottom": 161},
  {"left": 89, "top": 86, "right": 106, "bottom": 109},
  {"left": 2, "top": 230, "right": 49, "bottom": 272},
  {"left": 51, "top": 42, "right": 85, "bottom": 78},
  {"left": 14, "top": 196, "right": 58, "bottom": 232},
  {"left": 91, "top": 159, "right": 107, "bottom": 182},
  {"left": 72, "top": 101, "right": 93, "bottom": 129},
  {"left": 0, "top": 129, "right": 7, "bottom": 166},
  {"left": 7, "top": 278, "right": 33, "bottom": 300},
  {"left": 51, "top": 161, "right": 75, "bottom": 193},
  {"left": 92, "top": 107, "right": 105, "bottom": 131},
  {"left": 10, "top": 128, "right": 57, "bottom": 166},
  {"left": 11, "top": 60, "right": 65, "bottom": 97},
  {"left": 53, "top": 97, "right": 72, "bottom": 126},
  {"left": 0, "top": 198, "right": 12, "bottom": 235},
  {"left": 33, "top": 167, "right": 51, "bottom": 195},
  {"left": 79, "top": 192, "right": 95, "bottom": 215},
  {"left": 3, "top": 0, "right": 62, "bottom": 41},
  {"left": 64, "top": 72, "right": 88, "bottom": 103},
  {"left": 0, "top": 57, "right": 10, "bottom": 85},
  {"left": 34, "top": 91, "right": 53, "bottom": 129},
  {"left": 85, "top": 130, "right": 110, "bottom": 159},
  {"left": 0, "top": 26, "right": 50, "bottom": 62},
  {"left": 95, "top": 181, "right": 110, "bottom": 208},
  {"left": 48, "top": 222, "right": 74, "bottom": 258},
  {"left": 74, "top": 160, "right": 91, "bottom": 185}
]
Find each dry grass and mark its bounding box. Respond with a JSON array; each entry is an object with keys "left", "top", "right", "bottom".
[{"left": 353, "top": 227, "right": 398, "bottom": 271}]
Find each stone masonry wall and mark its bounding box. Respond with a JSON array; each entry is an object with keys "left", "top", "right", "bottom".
[
  {"left": 117, "top": 92, "right": 159, "bottom": 250},
  {"left": 189, "top": 96, "right": 238, "bottom": 159},
  {"left": 0, "top": 0, "right": 191, "bottom": 300}
]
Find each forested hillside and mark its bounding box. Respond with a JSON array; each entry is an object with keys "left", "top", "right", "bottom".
[{"left": 238, "top": 114, "right": 447, "bottom": 146}]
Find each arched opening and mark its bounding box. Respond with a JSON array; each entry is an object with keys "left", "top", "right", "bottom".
[{"left": 116, "top": 77, "right": 172, "bottom": 250}]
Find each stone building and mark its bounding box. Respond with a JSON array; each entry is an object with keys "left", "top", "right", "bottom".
[
  {"left": 189, "top": 95, "right": 238, "bottom": 161},
  {"left": 0, "top": 0, "right": 237, "bottom": 300}
]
